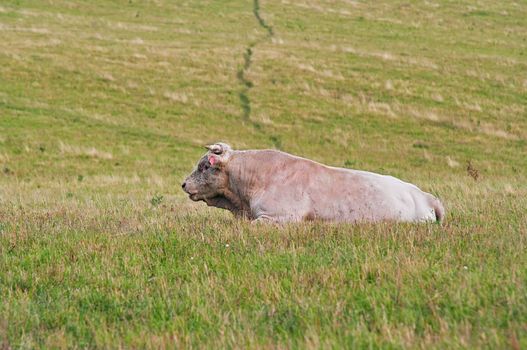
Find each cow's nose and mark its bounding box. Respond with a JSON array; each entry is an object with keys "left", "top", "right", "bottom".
[{"left": 181, "top": 182, "right": 186, "bottom": 189}]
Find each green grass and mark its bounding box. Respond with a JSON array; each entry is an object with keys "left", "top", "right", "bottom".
[{"left": 1, "top": 0, "right": 526, "bottom": 348}]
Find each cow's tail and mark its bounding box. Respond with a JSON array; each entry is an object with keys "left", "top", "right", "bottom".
[{"left": 431, "top": 197, "right": 445, "bottom": 223}]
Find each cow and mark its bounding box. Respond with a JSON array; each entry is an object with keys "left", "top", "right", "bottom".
[{"left": 181, "top": 142, "right": 445, "bottom": 223}]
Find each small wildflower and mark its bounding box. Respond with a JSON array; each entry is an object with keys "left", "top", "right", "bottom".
[
  {"left": 225, "top": 244, "right": 229, "bottom": 248},
  {"left": 463, "top": 266, "right": 468, "bottom": 270}
]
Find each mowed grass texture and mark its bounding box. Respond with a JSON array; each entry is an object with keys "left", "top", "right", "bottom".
[{"left": 0, "top": 0, "right": 526, "bottom": 348}]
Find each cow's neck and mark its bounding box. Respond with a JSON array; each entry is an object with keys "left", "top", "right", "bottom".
[
  {"left": 222, "top": 190, "right": 251, "bottom": 218},
  {"left": 223, "top": 153, "right": 260, "bottom": 219},
  {"left": 204, "top": 195, "right": 245, "bottom": 218}
]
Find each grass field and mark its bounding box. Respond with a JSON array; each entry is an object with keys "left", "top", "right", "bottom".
[{"left": 1, "top": 0, "right": 526, "bottom": 348}]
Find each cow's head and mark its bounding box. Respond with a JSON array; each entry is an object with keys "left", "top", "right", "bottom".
[{"left": 182, "top": 142, "right": 232, "bottom": 201}]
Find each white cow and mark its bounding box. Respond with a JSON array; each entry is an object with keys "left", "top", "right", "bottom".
[{"left": 182, "top": 143, "right": 445, "bottom": 223}]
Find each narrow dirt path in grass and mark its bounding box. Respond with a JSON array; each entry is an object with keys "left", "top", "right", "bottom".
[{"left": 237, "top": 0, "right": 274, "bottom": 132}]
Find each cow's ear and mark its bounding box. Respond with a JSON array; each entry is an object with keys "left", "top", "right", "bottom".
[{"left": 207, "top": 155, "right": 220, "bottom": 167}]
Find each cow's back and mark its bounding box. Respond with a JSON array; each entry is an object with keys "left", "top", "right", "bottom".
[{"left": 227, "top": 150, "right": 439, "bottom": 222}]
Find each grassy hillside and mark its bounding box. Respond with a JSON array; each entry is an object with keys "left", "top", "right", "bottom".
[{"left": 0, "top": 0, "right": 526, "bottom": 348}]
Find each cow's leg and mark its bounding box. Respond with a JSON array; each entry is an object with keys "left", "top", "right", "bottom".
[
  {"left": 251, "top": 214, "right": 305, "bottom": 224},
  {"left": 251, "top": 215, "right": 280, "bottom": 224}
]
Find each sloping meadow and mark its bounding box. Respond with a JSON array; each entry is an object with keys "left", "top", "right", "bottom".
[{"left": 1, "top": 0, "right": 526, "bottom": 348}]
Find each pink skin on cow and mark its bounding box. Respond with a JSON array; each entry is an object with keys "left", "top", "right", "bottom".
[{"left": 182, "top": 142, "right": 445, "bottom": 223}]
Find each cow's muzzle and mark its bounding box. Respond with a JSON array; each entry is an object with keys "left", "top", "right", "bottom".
[{"left": 181, "top": 181, "right": 199, "bottom": 200}]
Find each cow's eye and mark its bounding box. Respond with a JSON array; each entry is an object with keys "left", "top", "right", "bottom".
[{"left": 204, "top": 164, "right": 210, "bottom": 171}]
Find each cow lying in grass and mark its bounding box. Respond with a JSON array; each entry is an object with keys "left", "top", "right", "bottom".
[{"left": 182, "top": 142, "right": 445, "bottom": 223}]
